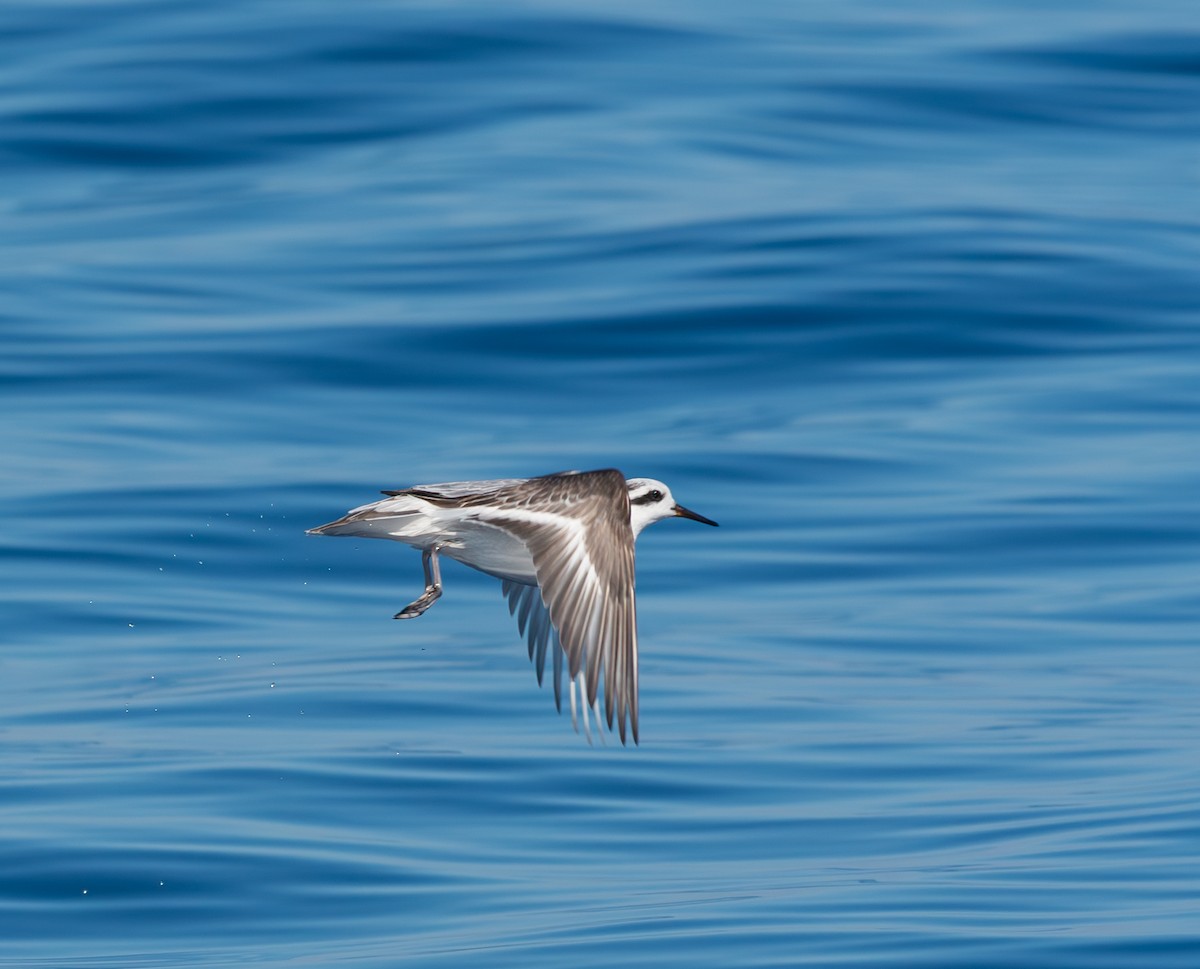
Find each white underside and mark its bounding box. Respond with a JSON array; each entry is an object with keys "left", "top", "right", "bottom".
[
  {"left": 437, "top": 518, "right": 537, "bottom": 585},
  {"left": 323, "top": 496, "right": 539, "bottom": 585}
]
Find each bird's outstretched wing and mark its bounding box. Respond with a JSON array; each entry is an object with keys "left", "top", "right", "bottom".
[{"left": 483, "top": 470, "right": 639, "bottom": 744}]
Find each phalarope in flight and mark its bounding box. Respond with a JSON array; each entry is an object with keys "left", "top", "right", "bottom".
[{"left": 308, "top": 469, "right": 717, "bottom": 744}]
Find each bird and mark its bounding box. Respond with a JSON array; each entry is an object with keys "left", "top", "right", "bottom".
[{"left": 307, "top": 469, "right": 718, "bottom": 744}]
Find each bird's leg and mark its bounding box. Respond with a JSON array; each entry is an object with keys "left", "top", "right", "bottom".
[{"left": 394, "top": 546, "right": 443, "bottom": 619}]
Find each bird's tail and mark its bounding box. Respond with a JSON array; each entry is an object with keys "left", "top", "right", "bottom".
[{"left": 307, "top": 494, "right": 423, "bottom": 539}]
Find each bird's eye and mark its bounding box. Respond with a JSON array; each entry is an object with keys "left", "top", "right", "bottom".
[{"left": 648, "top": 490, "right": 663, "bottom": 502}]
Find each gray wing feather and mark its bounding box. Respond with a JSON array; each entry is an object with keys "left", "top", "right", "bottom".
[
  {"left": 385, "top": 478, "right": 529, "bottom": 499},
  {"left": 501, "top": 579, "right": 564, "bottom": 710}
]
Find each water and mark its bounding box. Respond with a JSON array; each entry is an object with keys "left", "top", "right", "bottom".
[{"left": 2, "top": 1, "right": 1198, "bottom": 965}]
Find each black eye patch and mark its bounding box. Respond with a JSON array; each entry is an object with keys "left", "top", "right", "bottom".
[{"left": 630, "top": 491, "right": 662, "bottom": 505}]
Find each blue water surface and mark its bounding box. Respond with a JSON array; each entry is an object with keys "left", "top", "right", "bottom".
[{"left": 2, "top": 1, "right": 1199, "bottom": 966}]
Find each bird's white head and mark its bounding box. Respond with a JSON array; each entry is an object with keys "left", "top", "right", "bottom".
[{"left": 625, "top": 478, "right": 719, "bottom": 538}]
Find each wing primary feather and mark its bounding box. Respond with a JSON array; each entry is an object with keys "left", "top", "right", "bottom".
[
  {"left": 532, "top": 602, "right": 551, "bottom": 683},
  {"left": 601, "top": 597, "right": 616, "bottom": 729},
  {"left": 552, "top": 637, "right": 564, "bottom": 712},
  {"left": 517, "top": 586, "right": 535, "bottom": 642},
  {"left": 499, "top": 579, "right": 583, "bottom": 728}
]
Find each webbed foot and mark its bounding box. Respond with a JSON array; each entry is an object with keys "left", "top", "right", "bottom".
[{"left": 394, "top": 585, "right": 441, "bottom": 619}]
